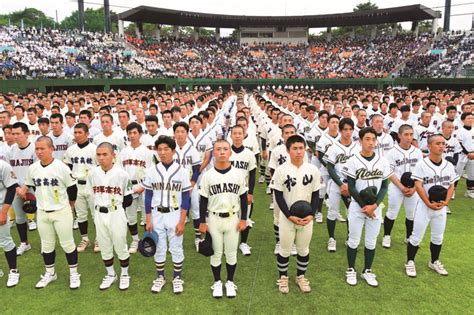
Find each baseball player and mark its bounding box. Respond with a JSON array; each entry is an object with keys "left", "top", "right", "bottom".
[
  {"left": 371, "top": 114, "right": 394, "bottom": 157},
  {"left": 324, "top": 118, "right": 359, "bottom": 252},
  {"left": 271, "top": 135, "right": 321, "bottom": 294},
  {"left": 0, "top": 160, "right": 20, "bottom": 287},
  {"left": 456, "top": 113, "right": 474, "bottom": 198},
  {"left": 134, "top": 136, "right": 191, "bottom": 294},
  {"left": 382, "top": 125, "right": 423, "bottom": 248},
  {"left": 8, "top": 122, "right": 36, "bottom": 255},
  {"left": 89, "top": 142, "right": 133, "bottom": 291},
  {"left": 48, "top": 113, "right": 73, "bottom": 160},
  {"left": 405, "top": 134, "right": 458, "bottom": 278},
  {"left": 93, "top": 114, "right": 126, "bottom": 152},
  {"left": 415, "top": 112, "right": 436, "bottom": 155},
  {"left": 117, "top": 123, "right": 154, "bottom": 254},
  {"left": 21, "top": 136, "right": 80, "bottom": 289},
  {"left": 198, "top": 139, "right": 248, "bottom": 299},
  {"left": 342, "top": 127, "right": 392, "bottom": 287},
  {"left": 63, "top": 123, "right": 98, "bottom": 253},
  {"left": 229, "top": 125, "right": 256, "bottom": 256}
]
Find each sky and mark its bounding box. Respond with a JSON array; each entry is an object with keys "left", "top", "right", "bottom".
[{"left": 1, "top": 0, "right": 472, "bottom": 35}]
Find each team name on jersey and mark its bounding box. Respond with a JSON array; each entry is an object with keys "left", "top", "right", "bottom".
[
  {"left": 122, "top": 159, "right": 147, "bottom": 168},
  {"left": 175, "top": 156, "right": 193, "bottom": 166},
  {"left": 196, "top": 144, "right": 207, "bottom": 153},
  {"left": 146, "top": 145, "right": 156, "bottom": 151},
  {"left": 418, "top": 129, "right": 434, "bottom": 140},
  {"left": 377, "top": 143, "right": 391, "bottom": 150},
  {"left": 395, "top": 157, "right": 418, "bottom": 167},
  {"left": 335, "top": 153, "right": 352, "bottom": 164},
  {"left": 230, "top": 160, "right": 249, "bottom": 170},
  {"left": 277, "top": 155, "right": 287, "bottom": 165},
  {"left": 283, "top": 174, "right": 313, "bottom": 191},
  {"left": 30, "top": 130, "right": 41, "bottom": 135},
  {"left": 32, "top": 177, "right": 60, "bottom": 186},
  {"left": 150, "top": 181, "right": 182, "bottom": 192},
  {"left": 422, "top": 175, "right": 451, "bottom": 185},
  {"left": 445, "top": 144, "right": 456, "bottom": 154},
  {"left": 92, "top": 186, "right": 123, "bottom": 195},
  {"left": 209, "top": 183, "right": 241, "bottom": 196},
  {"left": 355, "top": 168, "right": 384, "bottom": 179},
  {"left": 10, "top": 159, "right": 34, "bottom": 167},
  {"left": 55, "top": 144, "right": 68, "bottom": 151},
  {"left": 70, "top": 157, "right": 94, "bottom": 165}
]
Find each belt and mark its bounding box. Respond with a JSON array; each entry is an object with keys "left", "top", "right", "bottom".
[
  {"left": 211, "top": 211, "right": 236, "bottom": 218},
  {"left": 131, "top": 180, "right": 139, "bottom": 185},
  {"left": 96, "top": 206, "right": 117, "bottom": 213},
  {"left": 77, "top": 180, "right": 87, "bottom": 185},
  {"left": 155, "top": 206, "right": 178, "bottom": 213}
]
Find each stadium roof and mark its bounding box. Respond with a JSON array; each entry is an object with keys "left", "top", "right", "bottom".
[{"left": 114, "top": 5, "right": 441, "bottom": 28}]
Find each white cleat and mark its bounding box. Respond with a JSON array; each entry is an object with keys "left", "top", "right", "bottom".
[
  {"left": 77, "top": 239, "right": 90, "bottom": 253},
  {"left": 94, "top": 240, "right": 100, "bottom": 253},
  {"left": 315, "top": 212, "right": 323, "bottom": 223},
  {"left": 73, "top": 219, "right": 79, "bottom": 230},
  {"left": 129, "top": 240, "right": 139, "bottom": 254},
  {"left": 346, "top": 268, "right": 357, "bottom": 286},
  {"left": 428, "top": 260, "right": 448, "bottom": 276},
  {"left": 269, "top": 202, "right": 274, "bottom": 210},
  {"left": 225, "top": 280, "right": 237, "bottom": 298},
  {"left": 140, "top": 220, "right": 145, "bottom": 226},
  {"left": 35, "top": 272, "right": 57, "bottom": 289},
  {"left": 382, "top": 235, "right": 391, "bottom": 248},
  {"left": 451, "top": 191, "right": 455, "bottom": 200},
  {"left": 274, "top": 242, "right": 280, "bottom": 255},
  {"left": 119, "top": 275, "right": 130, "bottom": 291},
  {"left": 172, "top": 277, "right": 184, "bottom": 294},
  {"left": 446, "top": 207, "right": 452, "bottom": 214},
  {"left": 239, "top": 243, "right": 252, "bottom": 256},
  {"left": 405, "top": 260, "right": 417, "bottom": 278},
  {"left": 258, "top": 177, "right": 265, "bottom": 184},
  {"left": 361, "top": 269, "right": 379, "bottom": 287},
  {"left": 266, "top": 187, "right": 271, "bottom": 195},
  {"left": 295, "top": 275, "right": 311, "bottom": 293},
  {"left": 99, "top": 274, "right": 117, "bottom": 290},
  {"left": 211, "top": 280, "right": 223, "bottom": 299},
  {"left": 70, "top": 272, "right": 81, "bottom": 290},
  {"left": 336, "top": 213, "right": 346, "bottom": 222},
  {"left": 276, "top": 275, "right": 289, "bottom": 294},
  {"left": 16, "top": 243, "right": 31, "bottom": 256},
  {"left": 464, "top": 190, "right": 474, "bottom": 199},
  {"left": 28, "top": 220, "right": 37, "bottom": 231},
  {"left": 194, "top": 238, "right": 201, "bottom": 252},
  {"left": 327, "top": 238, "right": 336, "bottom": 252},
  {"left": 151, "top": 276, "right": 166, "bottom": 293},
  {"left": 291, "top": 244, "right": 297, "bottom": 256},
  {"left": 6, "top": 270, "right": 20, "bottom": 288}
]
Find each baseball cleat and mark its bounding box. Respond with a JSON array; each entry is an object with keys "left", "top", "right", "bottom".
[
  {"left": 28, "top": 220, "right": 37, "bottom": 231},
  {"left": 119, "top": 275, "right": 130, "bottom": 291},
  {"left": 77, "top": 239, "right": 90, "bottom": 253},
  {"left": 336, "top": 213, "right": 346, "bottom": 222},
  {"left": 70, "top": 272, "right": 81, "bottom": 290},
  {"left": 6, "top": 270, "right": 20, "bottom": 288},
  {"left": 258, "top": 177, "right": 265, "bottom": 184},
  {"left": 239, "top": 243, "right": 252, "bottom": 256},
  {"left": 266, "top": 187, "right": 271, "bottom": 195},
  {"left": 172, "top": 277, "right": 184, "bottom": 294},
  {"left": 327, "top": 238, "right": 337, "bottom": 252},
  {"left": 382, "top": 235, "right": 391, "bottom": 248},
  {"left": 194, "top": 238, "right": 201, "bottom": 252},
  {"left": 16, "top": 243, "right": 31, "bottom": 256},
  {"left": 73, "top": 219, "right": 79, "bottom": 230},
  {"left": 35, "top": 272, "right": 57, "bottom": 289},
  {"left": 451, "top": 192, "right": 455, "bottom": 200},
  {"left": 446, "top": 207, "right": 452, "bottom": 214},
  {"left": 140, "top": 220, "right": 145, "bottom": 226},
  {"left": 315, "top": 212, "right": 323, "bottom": 223},
  {"left": 269, "top": 202, "right": 274, "bottom": 210},
  {"left": 361, "top": 270, "right": 379, "bottom": 287},
  {"left": 291, "top": 244, "right": 297, "bottom": 256},
  {"left": 274, "top": 242, "right": 280, "bottom": 255},
  {"left": 225, "top": 280, "right": 237, "bottom": 298},
  {"left": 295, "top": 275, "right": 311, "bottom": 293},
  {"left": 211, "top": 280, "right": 223, "bottom": 298},
  {"left": 428, "top": 260, "right": 448, "bottom": 276},
  {"left": 94, "top": 240, "right": 100, "bottom": 253},
  {"left": 151, "top": 276, "right": 166, "bottom": 293},
  {"left": 405, "top": 260, "right": 417, "bottom": 278},
  {"left": 346, "top": 268, "right": 357, "bottom": 286},
  {"left": 129, "top": 240, "right": 139, "bottom": 254},
  {"left": 276, "top": 276, "right": 289, "bottom": 294},
  {"left": 99, "top": 274, "right": 117, "bottom": 290},
  {"left": 464, "top": 190, "right": 474, "bottom": 199}
]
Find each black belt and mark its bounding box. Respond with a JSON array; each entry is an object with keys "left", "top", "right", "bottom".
[
  {"left": 78, "top": 180, "right": 87, "bottom": 185},
  {"left": 96, "top": 206, "right": 116, "bottom": 213},
  {"left": 155, "top": 207, "right": 178, "bottom": 213},
  {"left": 131, "top": 180, "right": 139, "bottom": 185},
  {"left": 211, "top": 212, "right": 236, "bottom": 218}
]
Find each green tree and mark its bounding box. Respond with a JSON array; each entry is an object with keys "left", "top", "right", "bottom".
[
  {"left": 60, "top": 7, "right": 116, "bottom": 32},
  {"left": 0, "top": 8, "right": 55, "bottom": 28}
]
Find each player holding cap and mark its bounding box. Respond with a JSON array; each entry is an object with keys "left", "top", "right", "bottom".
[
  {"left": 199, "top": 139, "right": 248, "bottom": 299},
  {"left": 382, "top": 125, "right": 423, "bottom": 248},
  {"left": 342, "top": 127, "right": 392, "bottom": 287},
  {"left": 405, "top": 134, "right": 458, "bottom": 278},
  {"left": 20, "top": 136, "right": 80, "bottom": 289},
  {"left": 134, "top": 136, "right": 191, "bottom": 294},
  {"left": 271, "top": 135, "right": 321, "bottom": 294},
  {"left": 89, "top": 142, "right": 133, "bottom": 291}
]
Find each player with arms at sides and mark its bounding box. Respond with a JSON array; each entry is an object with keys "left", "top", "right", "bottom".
[
  {"left": 199, "top": 140, "right": 248, "bottom": 299},
  {"left": 342, "top": 127, "right": 392, "bottom": 287},
  {"left": 134, "top": 136, "right": 191, "bottom": 294},
  {"left": 271, "top": 135, "right": 321, "bottom": 294},
  {"left": 405, "top": 134, "right": 458, "bottom": 278},
  {"left": 89, "top": 142, "right": 133, "bottom": 291},
  {"left": 20, "top": 136, "right": 80, "bottom": 289},
  {"left": 382, "top": 125, "right": 423, "bottom": 248},
  {"left": 324, "top": 118, "right": 359, "bottom": 252}
]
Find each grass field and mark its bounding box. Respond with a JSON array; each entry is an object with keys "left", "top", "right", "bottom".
[{"left": 1, "top": 180, "right": 473, "bottom": 314}]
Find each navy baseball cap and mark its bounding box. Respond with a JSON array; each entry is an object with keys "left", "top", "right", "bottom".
[{"left": 138, "top": 230, "right": 159, "bottom": 257}]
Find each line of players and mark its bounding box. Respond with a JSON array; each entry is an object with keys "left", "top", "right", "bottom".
[{"left": 0, "top": 89, "right": 472, "bottom": 296}]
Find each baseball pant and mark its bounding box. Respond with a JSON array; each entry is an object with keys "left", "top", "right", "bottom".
[
  {"left": 465, "top": 159, "right": 474, "bottom": 181},
  {"left": 126, "top": 195, "right": 144, "bottom": 226},
  {"left": 409, "top": 202, "right": 447, "bottom": 246},
  {"left": 95, "top": 208, "right": 129, "bottom": 261},
  {"left": 75, "top": 186, "right": 94, "bottom": 223},
  {"left": 279, "top": 212, "right": 313, "bottom": 257},
  {"left": 0, "top": 223, "right": 15, "bottom": 252},
  {"left": 347, "top": 203, "right": 382, "bottom": 250},
  {"left": 455, "top": 155, "right": 468, "bottom": 177},
  {"left": 37, "top": 207, "right": 76, "bottom": 254},
  {"left": 386, "top": 183, "right": 419, "bottom": 221},
  {"left": 208, "top": 213, "right": 239, "bottom": 267},
  {"left": 327, "top": 180, "right": 345, "bottom": 220},
  {"left": 319, "top": 174, "right": 329, "bottom": 199},
  {"left": 189, "top": 185, "right": 201, "bottom": 221},
  {"left": 152, "top": 210, "right": 184, "bottom": 263},
  {"left": 12, "top": 195, "right": 28, "bottom": 224}
]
